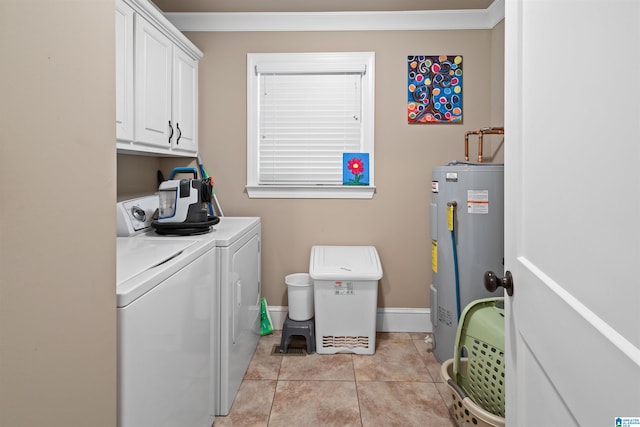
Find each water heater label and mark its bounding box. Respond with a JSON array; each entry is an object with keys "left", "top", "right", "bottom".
[
  {"left": 432, "top": 240, "right": 438, "bottom": 273},
  {"left": 431, "top": 181, "right": 439, "bottom": 193},
  {"left": 445, "top": 172, "right": 458, "bottom": 182},
  {"left": 467, "top": 190, "right": 489, "bottom": 214},
  {"left": 438, "top": 305, "right": 453, "bottom": 327}
]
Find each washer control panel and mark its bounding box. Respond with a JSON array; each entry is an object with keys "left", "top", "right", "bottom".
[{"left": 116, "top": 195, "right": 159, "bottom": 236}]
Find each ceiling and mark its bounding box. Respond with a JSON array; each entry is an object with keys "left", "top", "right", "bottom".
[{"left": 153, "top": 0, "right": 495, "bottom": 13}]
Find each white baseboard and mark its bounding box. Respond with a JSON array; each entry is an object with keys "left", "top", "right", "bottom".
[
  {"left": 268, "top": 306, "right": 432, "bottom": 333},
  {"left": 376, "top": 307, "right": 432, "bottom": 333},
  {"left": 268, "top": 306, "right": 289, "bottom": 330}
]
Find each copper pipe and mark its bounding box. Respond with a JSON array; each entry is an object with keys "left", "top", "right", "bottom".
[
  {"left": 477, "top": 127, "right": 504, "bottom": 163},
  {"left": 464, "top": 127, "right": 504, "bottom": 162},
  {"left": 464, "top": 130, "right": 481, "bottom": 161}
]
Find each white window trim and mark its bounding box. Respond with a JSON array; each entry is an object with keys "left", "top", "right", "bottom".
[{"left": 246, "top": 52, "right": 375, "bottom": 199}]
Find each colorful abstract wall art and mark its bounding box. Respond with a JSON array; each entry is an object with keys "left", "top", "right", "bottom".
[
  {"left": 342, "top": 153, "right": 369, "bottom": 185},
  {"left": 407, "top": 55, "right": 463, "bottom": 124}
]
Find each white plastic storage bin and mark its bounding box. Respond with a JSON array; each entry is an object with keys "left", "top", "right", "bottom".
[{"left": 309, "top": 246, "right": 383, "bottom": 355}]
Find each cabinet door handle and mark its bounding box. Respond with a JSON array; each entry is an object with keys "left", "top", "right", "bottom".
[
  {"left": 168, "top": 120, "right": 174, "bottom": 144},
  {"left": 176, "top": 123, "right": 181, "bottom": 145}
]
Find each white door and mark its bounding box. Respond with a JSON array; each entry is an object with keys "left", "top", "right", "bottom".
[
  {"left": 172, "top": 48, "right": 198, "bottom": 154},
  {"left": 504, "top": 1, "right": 640, "bottom": 426},
  {"left": 135, "top": 15, "right": 172, "bottom": 149}
]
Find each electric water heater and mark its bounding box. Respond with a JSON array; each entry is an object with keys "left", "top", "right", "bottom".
[{"left": 430, "top": 163, "right": 504, "bottom": 363}]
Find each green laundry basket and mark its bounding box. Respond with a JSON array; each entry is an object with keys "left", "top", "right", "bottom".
[{"left": 452, "top": 297, "right": 505, "bottom": 419}]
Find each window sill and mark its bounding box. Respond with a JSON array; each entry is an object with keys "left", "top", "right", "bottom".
[{"left": 246, "top": 185, "right": 376, "bottom": 199}]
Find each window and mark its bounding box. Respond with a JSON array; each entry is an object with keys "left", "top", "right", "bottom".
[{"left": 246, "top": 52, "right": 375, "bottom": 198}]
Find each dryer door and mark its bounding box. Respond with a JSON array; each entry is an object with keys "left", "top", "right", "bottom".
[
  {"left": 217, "top": 223, "right": 261, "bottom": 416},
  {"left": 230, "top": 232, "right": 260, "bottom": 343}
]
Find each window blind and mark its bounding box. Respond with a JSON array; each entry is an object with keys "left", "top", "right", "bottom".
[{"left": 258, "top": 72, "right": 363, "bottom": 184}]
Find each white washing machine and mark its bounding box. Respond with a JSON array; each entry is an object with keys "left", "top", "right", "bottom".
[
  {"left": 117, "top": 196, "right": 261, "bottom": 417},
  {"left": 116, "top": 235, "right": 216, "bottom": 427}
]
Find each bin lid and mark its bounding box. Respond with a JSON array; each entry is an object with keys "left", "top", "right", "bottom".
[{"left": 309, "top": 246, "right": 383, "bottom": 281}]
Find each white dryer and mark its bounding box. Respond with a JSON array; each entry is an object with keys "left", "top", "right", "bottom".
[{"left": 208, "top": 217, "right": 261, "bottom": 416}]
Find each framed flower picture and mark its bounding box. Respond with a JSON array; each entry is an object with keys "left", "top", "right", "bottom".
[
  {"left": 342, "top": 153, "right": 369, "bottom": 185},
  {"left": 407, "top": 55, "right": 463, "bottom": 124}
]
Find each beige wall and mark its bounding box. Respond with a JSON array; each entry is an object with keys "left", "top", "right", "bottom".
[
  {"left": 190, "top": 28, "right": 505, "bottom": 308},
  {"left": 491, "top": 19, "right": 505, "bottom": 158},
  {"left": 0, "top": 1, "right": 116, "bottom": 426},
  {"left": 117, "top": 154, "right": 200, "bottom": 201},
  {"left": 118, "top": 23, "right": 505, "bottom": 311}
]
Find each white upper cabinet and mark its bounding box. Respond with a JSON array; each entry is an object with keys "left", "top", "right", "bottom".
[
  {"left": 115, "top": 1, "right": 134, "bottom": 142},
  {"left": 171, "top": 49, "right": 198, "bottom": 154},
  {"left": 116, "top": 0, "right": 203, "bottom": 157},
  {"left": 134, "top": 16, "right": 173, "bottom": 150}
]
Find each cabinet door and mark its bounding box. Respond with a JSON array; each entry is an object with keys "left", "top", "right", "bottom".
[
  {"left": 134, "top": 16, "right": 172, "bottom": 149},
  {"left": 171, "top": 48, "right": 198, "bottom": 154},
  {"left": 115, "top": 0, "right": 134, "bottom": 142}
]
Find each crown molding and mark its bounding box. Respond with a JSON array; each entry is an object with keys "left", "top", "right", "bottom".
[
  {"left": 124, "top": 0, "right": 202, "bottom": 58},
  {"left": 164, "top": 0, "right": 504, "bottom": 32}
]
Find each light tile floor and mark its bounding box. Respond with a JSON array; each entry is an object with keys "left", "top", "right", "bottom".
[{"left": 214, "top": 331, "right": 457, "bottom": 427}]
